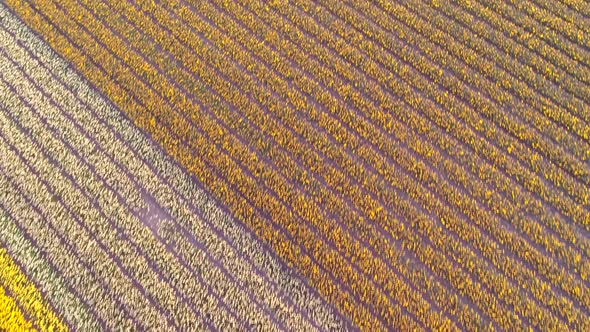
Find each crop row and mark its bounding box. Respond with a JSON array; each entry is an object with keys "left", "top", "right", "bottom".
[
  {"left": 113, "top": 0, "right": 474, "bottom": 330},
  {"left": 443, "top": 0, "right": 590, "bottom": 92},
  {"left": 393, "top": 0, "right": 590, "bottom": 151},
  {"left": 0, "top": 30, "right": 314, "bottom": 332},
  {"left": 449, "top": 0, "right": 590, "bottom": 70},
  {"left": 13, "top": 53, "right": 256, "bottom": 326},
  {"left": 281, "top": 0, "right": 590, "bottom": 172},
  {"left": 0, "top": 4, "right": 347, "bottom": 331},
  {"left": 0, "top": 87, "right": 182, "bottom": 330},
  {"left": 340, "top": 0, "right": 590, "bottom": 131},
  {"left": 0, "top": 50, "right": 222, "bottom": 330},
  {"left": 213, "top": 0, "right": 590, "bottom": 316},
  {"left": 0, "top": 27, "right": 308, "bottom": 332},
  {"left": 28, "top": 0, "right": 590, "bottom": 328},
  {"left": 0, "top": 207, "right": 99, "bottom": 330},
  {"left": 0, "top": 245, "right": 66, "bottom": 331},
  {"left": 278, "top": 0, "right": 590, "bottom": 220},
  {"left": 6, "top": 0, "right": 588, "bottom": 328},
  {"left": 221, "top": 0, "right": 588, "bottom": 262},
  {"left": 0, "top": 66, "right": 244, "bottom": 331},
  {"left": 307, "top": 0, "right": 590, "bottom": 215},
  {"left": 433, "top": 0, "right": 590, "bottom": 137},
  {"left": 530, "top": 0, "right": 590, "bottom": 32},
  {"left": 298, "top": 0, "right": 588, "bottom": 252},
  {"left": 187, "top": 0, "right": 588, "bottom": 300},
  {"left": 296, "top": 0, "right": 590, "bottom": 280},
  {"left": 502, "top": 0, "right": 590, "bottom": 56},
  {"left": 244, "top": 0, "right": 590, "bottom": 272},
  {"left": 185, "top": 0, "right": 590, "bottom": 328},
  {"left": 556, "top": 0, "right": 590, "bottom": 17},
  {"left": 1, "top": 10, "right": 346, "bottom": 329},
  {"left": 13, "top": 0, "right": 426, "bottom": 328},
  {"left": 0, "top": 160, "right": 125, "bottom": 331}
]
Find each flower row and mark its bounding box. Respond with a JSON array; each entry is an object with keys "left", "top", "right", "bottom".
[
  {"left": 9, "top": 0, "right": 589, "bottom": 330},
  {"left": 0, "top": 11, "right": 338, "bottom": 330}
]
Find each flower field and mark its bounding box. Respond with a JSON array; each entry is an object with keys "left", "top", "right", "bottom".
[{"left": 0, "top": 0, "right": 588, "bottom": 330}]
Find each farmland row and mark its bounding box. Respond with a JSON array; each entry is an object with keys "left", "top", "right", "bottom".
[
  {"left": 288, "top": 0, "right": 583, "bottom": 278},
  {"left": 555, "top": 0, "right": 590, "bottom": 17},
  {"left": 0, "top": 35, "right": 289, "bottom": 332},
  {"left": 0, "top": 94, "right": 183, "bottom": 330},
  {"left": 23, "top": 0, "right": 590, "bottom": 328},
  {"left": 302, "top": 0, "right": 590, "bottom": 248},
  {"left": 432, "top": 0, "right": 590, "bottom": 118},
  {"left": 0, "top": 146, "right": 136, "bottom": 331},
  {"left": 264, "top": 0, "right": 590, "bottom": 182},
  {"left": 0, "top": 207, "right": 99, "bottom": 330},
  {"left": 454, "top": 0, "right": 590, "bottom": 67},
  {"left": 0, "top": 20, "right": 336, "bottom": 330},
  {"left": 0, "top": 11, "right": 348, "bottom": 329},
  {"left": 8, "top": 0, "right": 420, "bottom": 328},
  {"left": 80, "top": 0, "right": 588, "bottom": 330},
  {"left": 1, "top": 57, "right": 247, "bottom": 330},
  {"left": 214, "top": 0, "right": 590, "bottom": 256},
  {"left": 382, "top": 0, "right": 590, "bottom": 146},
  {"left": 90, "top": 0, "right": 492, "bottom": 330},
  {"left": 497, "top": 0, "right": 590, "bottom": 52},
  {"left": 186, "top": 0, "right": 590, "bottom": 300},
  {"left": 282, "top": 0, "right": 590, "bottom": 223},
  {"left": 0, "top": 3, "right": 352, "bottom": 332},
  {"left": 0, "top": 53, "right": 266, "bottom": 332},
  {"left": 256, "top": 0, "right": 590, "bottom": 272},
  {"left": 237, "top": 0, "right": 590, "bottom": 262},
  {"left": 527, "top": 0, "right": 590, "bottom": 31},
  {"left": 200, "top": 0, "right": 590, "bottom": 308},
  {"left": 447, "top": 0, "right": 590, "bottom": 87},
  {"left": 282, "top": 0, "right": 590, "bottom": 210},
  {"left": 325, "top": 0, "right": 590, "bottom": 135},
  {"left": 0, "top": 245, "right": 65, "bottom": 331},
  {"left": 0, "top": 282, "right": 32, "bottom": 331},
  {"left": 400, "top": 0, "right": 589, "bottom": 177},
  {"left": 0, "top": 52, "right": 236, "bottom": 332}
]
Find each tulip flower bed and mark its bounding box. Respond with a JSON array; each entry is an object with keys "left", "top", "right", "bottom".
[{"left": 0, "top": 0, "right": 588, "bottom": 330}]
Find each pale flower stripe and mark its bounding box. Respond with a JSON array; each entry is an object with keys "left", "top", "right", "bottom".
[
  {"left": 0, "top": 43, "right": 253, "bottom": 331},
  {"left": 0, "top": 29, "right": 286, "bottom": 331},
  {"left": 0, "top": 52, "right": 221, "bottom": 330},
  {"left": 0, "top": 3, "right": 349, "bottom": 330},
  {"left": 0, "top": 27, "right": 319, "bottom": 332}
]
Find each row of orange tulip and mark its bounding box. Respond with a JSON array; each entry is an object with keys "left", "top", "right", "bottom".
[{"left": 243, "top": 0, "right": 588, "bottom": 318}]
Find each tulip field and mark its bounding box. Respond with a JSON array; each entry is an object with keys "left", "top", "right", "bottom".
[{"left": 0, "top": 0, "right": 588, "bottom": 330}]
